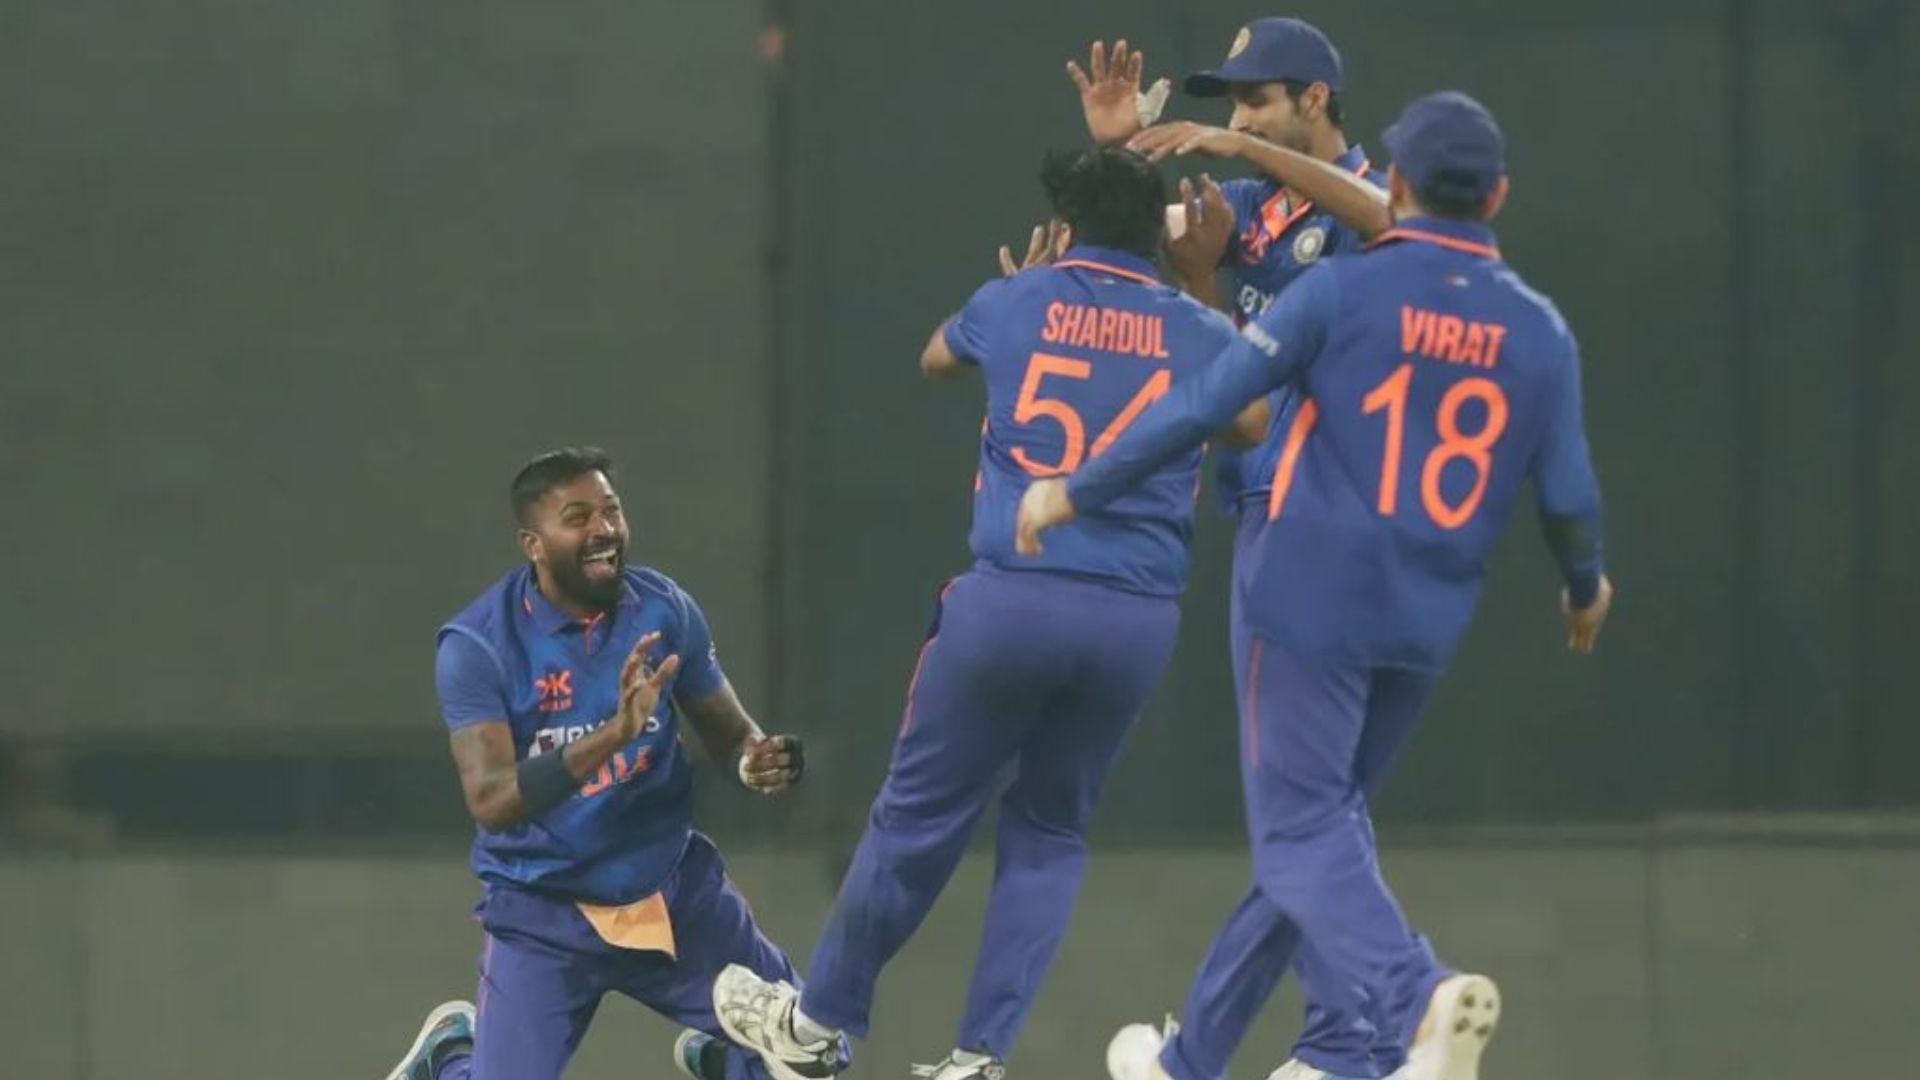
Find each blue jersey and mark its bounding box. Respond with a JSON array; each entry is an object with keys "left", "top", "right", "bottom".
[
  {"left": 435, "top": 565, "right": 727, "bottom": 904},
  {"left": 943, "top": 245, "right": 1239, "bottom": 596},
  {"left": 1215, "top": 145, "right": 1388, "bottom": 515},
  {"left": 1070, "top": 217, "right": 1605, "bottom": 670}
]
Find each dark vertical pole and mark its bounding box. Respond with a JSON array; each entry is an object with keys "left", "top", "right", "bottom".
[
  {"left": 762, "top": 0, "right": 795, "bottom": 725},
  {"left": 1842, "top": 0, "right": 1897, "bottom": 807},
  {"left": 1724, "top": 0, "right": 1761, "bottom": 810}
]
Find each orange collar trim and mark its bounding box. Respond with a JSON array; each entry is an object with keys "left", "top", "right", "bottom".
[
  {"left": 1054, "top": 258, "right": 1160, "bottom": 286},
  {"left": 1370, "top": 227, "right": 1501, "bottom": 259}
]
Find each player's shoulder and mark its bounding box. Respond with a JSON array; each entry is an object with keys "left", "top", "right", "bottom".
[
  {"left": 440, "top": 565, "right": 527, "bottom": 643},
  {"left": 1479, "top": 264, "right": 1577, "bottom": 360},
  {"left": 1218, "top": 174, "right": 1275, "bottom": 209},
  {"left": 1497, "top": 266, "right": 1570, "bottom": 329},
  {"left": 1164, "top": 292, "right": 1240, "bottom": 343},
  {"left": 622, "top": 564, "right": 694, "bottom": 607}
]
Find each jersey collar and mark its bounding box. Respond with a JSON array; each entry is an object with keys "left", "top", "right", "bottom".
[
  {"left": 1052, "top": 245, "right": 1161, "bottom": 286},
  {"left": 518, "top": 565, "right": 642, "bottom": 636},
  {"left": 1368, "top": 215, "right": 1502, "bottom": 259},
  {"left": 1258, "top": 143, "right": 1374, "bottom": 241}
]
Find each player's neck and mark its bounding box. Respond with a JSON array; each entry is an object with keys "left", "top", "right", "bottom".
[{"left": 1309, "top": 127, "right": 1350, "bottom": 164}]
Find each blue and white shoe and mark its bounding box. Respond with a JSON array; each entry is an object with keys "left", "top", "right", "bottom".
[
  {"left": 382, "top": 1000, "right": 475, "bottom": 1080},
  {"left": 912, "top": 1050, "right": 1006, "bottom": 1079},
  {"left": 675, "top": 1029, "right": 730, "bottom": 1080},
  {"left": 712, "top": 964, "right": 843, "bottom": 1080}
]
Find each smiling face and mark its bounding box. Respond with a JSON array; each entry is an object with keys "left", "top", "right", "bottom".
[
  {"left": 1226, "top": 80, "right": 1326, "bottom": 154},
  {"left": 518, "top": 469, "right": 630, "bottom": 612}
]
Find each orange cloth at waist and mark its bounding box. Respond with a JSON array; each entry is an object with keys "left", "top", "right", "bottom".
[{"left": 576, "top": 891, "right": 676, "bottom": 957}]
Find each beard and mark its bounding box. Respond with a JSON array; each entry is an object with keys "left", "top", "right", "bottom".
[{"left": 548, "top": 539, "right": 625, "bottom": 611}]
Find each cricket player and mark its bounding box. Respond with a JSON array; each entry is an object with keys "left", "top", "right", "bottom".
[
  {"left": 709, "top": 146, "right": 1267, "bottom": 1080},
  {"left": 1019, "top": 92, "right": 1613, "bottom": 1080},
  {"left": 1075, "top": 23, "right": 1494, "bottom": 1080},
  {"left": 380, "top": 447, "right": 838, "bottom": 1080}
]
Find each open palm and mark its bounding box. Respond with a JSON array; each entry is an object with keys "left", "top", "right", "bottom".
[{"left": 1069, "top": 40, "right": 1149, "bottom": 145}]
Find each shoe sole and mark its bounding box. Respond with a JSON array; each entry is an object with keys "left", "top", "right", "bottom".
[
  {"left": 383, "top": 1000, "right": 474, "bottom": 1080},
  {"left": 1428, "top": 974, "right": 1500, "bottom": 1080},
  {"left": 712, "top": 966, "right": 827, "bottom": 1080}
]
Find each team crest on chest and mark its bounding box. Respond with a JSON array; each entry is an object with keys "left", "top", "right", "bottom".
[
  {"left": 1292, "top": 226, "right": 1328, "bottom": 264},
  {"left": 534, "top": 667, "right": 575, "bottom": 713}
]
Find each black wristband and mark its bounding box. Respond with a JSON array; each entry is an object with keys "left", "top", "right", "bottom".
[{"left": 517, "top": 751, "right": 580, "bottom": 816}]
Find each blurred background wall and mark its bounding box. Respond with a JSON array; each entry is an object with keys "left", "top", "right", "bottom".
[{"left": 0, "top": 0, "right": 1916, "bottom": 1077}]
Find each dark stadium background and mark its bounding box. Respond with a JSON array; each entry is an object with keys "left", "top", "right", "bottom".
[{"left": 2, "top": 1, "right": 1914, "bottom": 1077}]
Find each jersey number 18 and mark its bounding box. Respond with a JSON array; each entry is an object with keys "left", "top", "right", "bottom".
[{"left": 1269, "top": 363, "right": 1509, "bottom": 529}]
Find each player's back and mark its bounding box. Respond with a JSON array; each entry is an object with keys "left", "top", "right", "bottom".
[
  {"left": 1248, "top": 222, "right": 1585, "bottom": 668},
  {"left": 951, "top": 246, "right": 1238, "bottom": 596}
]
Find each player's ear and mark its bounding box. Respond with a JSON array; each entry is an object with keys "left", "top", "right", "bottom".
[
  {"left": 1482, "top": 176, "right": 1511, "bottom": 221},
  {"left": 1305, "top": 81, "right": 1330, "bottom": 121},
  {"left": 517, "top": 527, "right": 543, "bottom": 565}
]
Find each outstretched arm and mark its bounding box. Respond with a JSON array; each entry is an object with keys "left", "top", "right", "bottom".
[
  {"left": 1018, "top": 268, "right": 1339, "bottom": 552},
  {"left": 1132, "top": 125, "right": 1392, "bottom": 239}
]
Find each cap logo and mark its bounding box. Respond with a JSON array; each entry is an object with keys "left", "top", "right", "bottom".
[{"left": 1228, "top": 26, "right": 1252, "bottom": 59}]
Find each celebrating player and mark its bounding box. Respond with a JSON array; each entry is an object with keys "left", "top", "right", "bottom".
[
  {"left": 1074, "top": 24, "right": 1495, "bottom": 1080},
  {"left": 709, "top": 147, "right": 1266, "bottom": 1080},
  {"left": 1020, "top": 92, "right": 1613, "bottom": 1080},
  {"left": 380, "top": 447, "right": 839, "bottom": 1080}
]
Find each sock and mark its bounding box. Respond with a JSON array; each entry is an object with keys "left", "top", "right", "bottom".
[{"left": 791, "top": 1005, "right": 838, "bottom": 1046}]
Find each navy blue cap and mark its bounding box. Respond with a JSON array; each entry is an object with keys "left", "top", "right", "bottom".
[
  {"left": 1185, "top": 18, "right": 1342, "bottom": 98},
  {"left": 1382, "top": 91, "right": 1506, "bottom": 203}
]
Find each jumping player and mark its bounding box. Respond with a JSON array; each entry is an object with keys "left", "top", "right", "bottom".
[
  {"left": 1019, "top": 92, "right": 1613, "bottom": 1080},
  {"left": 380, "top": 447, "right": 835, "bottom": 1080},
  {"left": 708, "top": 147, "right": 1265, "bottom": 1080}
]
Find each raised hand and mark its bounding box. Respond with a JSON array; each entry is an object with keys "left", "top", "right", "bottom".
[
  {"left": 617, "top": 631, "right": 681, "bottom": 739},
  {"left": 1068, "top": 40, "right": 1167, "bottom": 145},
  {"left": 1129, "top": 121, "right": 1247, "bottom": 163},
  {"left": 1165, "top": 174, "right": 1235, "bottom": 287},
  {"left": 998, "top": 219, "right": 1071, "bottom": 277}
]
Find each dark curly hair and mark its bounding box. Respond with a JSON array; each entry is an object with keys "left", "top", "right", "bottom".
[{"left": 1039, "top": 146, "right": 1168, "bottom": 258}]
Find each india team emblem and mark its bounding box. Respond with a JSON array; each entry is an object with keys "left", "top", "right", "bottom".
[
  {"left": 1292, "top": 226, "right": 1328, "bottom": 264},
  {"left": 1228, "top": 27, "right": 1252, "bottom": 58}
]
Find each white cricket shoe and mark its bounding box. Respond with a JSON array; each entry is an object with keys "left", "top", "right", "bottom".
[
  {"left": 711, "top": 963, "right": 842, "bottom": 1080},
  {"left": 910, "top": 1050, "right": 1006, "bottom": 1080},
  {"left": 1394, "top": 973, "right": 1501, "bottom": 1080},
  {"left": 1105, "top": 1016, "right": 1179, "bottom": 1080}
]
